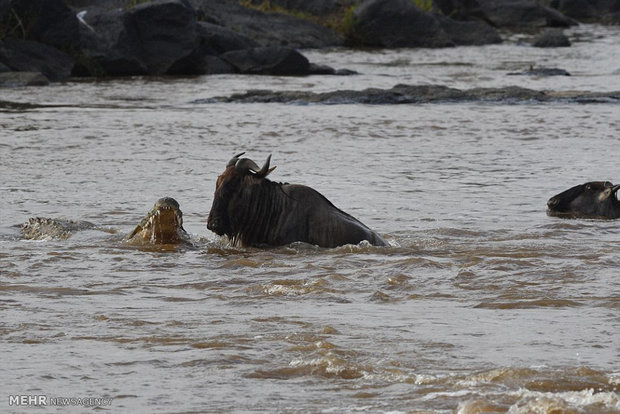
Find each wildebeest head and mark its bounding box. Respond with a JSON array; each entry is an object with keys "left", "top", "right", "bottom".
[
  {"left": 547, "top": 181, "right": 620, "bottom": 219},
  {"left": 206, "top": 152, "right": 276, "bottom": 238}
]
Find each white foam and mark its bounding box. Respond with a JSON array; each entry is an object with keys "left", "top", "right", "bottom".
[{"left": 507, "top": 388, "right": 620, "bottom": 413}]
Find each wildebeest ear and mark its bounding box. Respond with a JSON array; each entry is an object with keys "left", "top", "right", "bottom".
[{"left": 227, "top": 152, "right": 246, "bottom": 168}]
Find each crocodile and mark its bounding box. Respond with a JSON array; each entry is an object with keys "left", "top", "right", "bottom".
[
  {"left": 21, "top": 197, "right": 191, "bottom": 245},
  {"left": 126, "top": 197, "right": 191, "bottom": 244}
]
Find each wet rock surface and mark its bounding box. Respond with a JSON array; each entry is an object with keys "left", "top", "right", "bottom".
[
  {"left": 200, "top": 84, "right": 620, "bottom": 105},
  {"left": 532, "top": 29, "right": 572, "bottom": 47},
  {"left": 507, "top": 67, "right": 571, "bottom": 77}
]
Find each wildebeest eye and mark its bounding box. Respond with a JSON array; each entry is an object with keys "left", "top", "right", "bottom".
[{"left": 585, "top": 184, "right": 593, "bottom": 192}]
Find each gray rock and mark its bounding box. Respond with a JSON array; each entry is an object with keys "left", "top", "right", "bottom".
[
  {"left": 76, "top": 7, "right": 148, "bottom": 76},
  {"left": 129, "top": 0, "right": 199, "bottom": 74},
  {"left": 532, "top": 29, "right": 571, "bottom": 47},
  {"left": 189, "top": 0, "right": 344, "bottom": 48},
  {"left": 434, "top": 0, "right": 578, "bottom": 30},
  {"left": 8, "top": 0, "right": 80, "bottom": 50},
  {"left": 203, "top": 84, "right": 620, "bottom": 105},
  {"left": 221, "top": 46, "right": 310, "bottom": 75},
  {"left": 476, "top": 0, "right": 578, "bottom": 29},
  {"left": 197, "top": 21, "right": 259, "bottom": 53},
  {"left": 307, "top": 63, "right": 358, "bottom": 75},
  {"left": 168, "top": 54, "right": 235, "bottom": 75},
  {"left": 0, "top": 71, "right": 49, "bottom": 87},
  {"left": 77, "top": 0, "right": 199, "bottom": 76},
  {"left": 508, "top": 67, "right": 571, "bottom": 76},
  {"left": 436, "top": 15, "right": 502, "bottom": 46},
  {"left": 350, "top": 0, "right": 453, "bottom": 47},
  {"left": 548, "top": 0, "right": 620, "bottom": 24},
  {"left": 0, "top": 38, "right": 74, "bottom": 81}
]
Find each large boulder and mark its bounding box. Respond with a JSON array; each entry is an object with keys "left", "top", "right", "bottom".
[
  {"left": 158, "top": 20, "right": 260, "bottom": 75},
  {"left": 75, "top": 7, "right": 147, "bottom": 76},
  {"left": 349, "top": 0, "right": 454, "bottom": 47},
  {"left": 532, "top": 28, "right": 571, "bottom": 47},
  {"left": 348, "top": 0, "right": 500, "bottom": 47},
  {"left": 0, "top": 38, "right": 74, "bottom": 80},
  {"left": 220, "top": 46, "right": 310, "bottom": 75},
  {"left": 189, "top": 0, "right": 344, "bottom": 48},
  {"left": 76, "top": 0, "right": 200, "bottom": 76},
  {"left": 547, "top": 0, "right": 620, "bottom": 23},
  {"left": 196, "top": 21, "right": 259, "bottom": 54},
  {"left": 475, "top": 0, "right": 578, "bottom": 29},
  {"left": 128, "top": 0, "right": 199, "bottom": 74},
  {"left": 436, "top": 15, "right": 502, "bottom": 45},
  {"left": 433, "top": 0, "right": 578, "bottom": 29}
]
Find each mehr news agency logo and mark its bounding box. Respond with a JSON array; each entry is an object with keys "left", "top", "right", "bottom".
[{"left": 9, "top": 395, "right": 112, "bottom": 407}]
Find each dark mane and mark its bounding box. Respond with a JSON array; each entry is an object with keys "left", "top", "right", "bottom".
[{"left": 229, "top": 176, "right": 285, "bottom": 246}]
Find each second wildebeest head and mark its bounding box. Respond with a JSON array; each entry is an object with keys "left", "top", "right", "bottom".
[
  {"left": 206, "top": 153, "right": 387, "bottom": 248},
  {"left": 547, "top": 181, "right": 620, "bottom": 219}
]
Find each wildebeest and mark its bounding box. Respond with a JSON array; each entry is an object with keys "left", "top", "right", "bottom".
[
  {"left": 207, "top": 153, "right": 388, "bottom": 247},
  {"left": 547, "top": 181, "right": 620, "bottom": 219}
]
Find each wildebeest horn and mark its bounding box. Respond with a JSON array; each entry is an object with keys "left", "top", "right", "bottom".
[
  {"left": 234, "top": 155, "right": 276, "bottom": 178},
  {"left": 612, "top": 184, "right": 620, "bottom": 194},
  {"left": 255, "top": 154, "right": 276, "bottom": 178},
  {"left": 227, "top": 152, "right": 246, "bottom": 168}
]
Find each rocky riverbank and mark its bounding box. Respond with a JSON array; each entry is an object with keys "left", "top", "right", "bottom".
[{"left": 0, "top": 0, "right": 619, "bottom": 86}]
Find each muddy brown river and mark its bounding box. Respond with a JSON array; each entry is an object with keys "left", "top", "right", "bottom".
[{"left": 1, "top": 24, "right": 619, "bottom": 413}]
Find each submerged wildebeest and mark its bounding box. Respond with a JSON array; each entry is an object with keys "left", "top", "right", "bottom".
[
  {"left": 206, "top": 153, "right": 388, "bottom": 247},
  {"left": 547, "top": 181, "right": 620, "bottom": 219}
]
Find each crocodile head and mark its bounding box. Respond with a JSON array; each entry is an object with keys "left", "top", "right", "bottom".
[{"left": 126, "top": 197, "right": 191, "bottom": 244}]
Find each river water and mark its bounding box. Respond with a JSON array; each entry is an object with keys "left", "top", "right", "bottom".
[{"left": 1, "top": 24, "right": 619, "bottom": 413}]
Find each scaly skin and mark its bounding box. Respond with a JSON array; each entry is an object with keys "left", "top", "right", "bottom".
[
  {"left": 21, "top": 217, "right": 97, "bottom": 240},
  {"left": 126, "top": 197, "right": 191, "bottom": 244}
]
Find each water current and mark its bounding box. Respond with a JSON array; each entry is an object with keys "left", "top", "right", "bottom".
[{"left": 1, "top": 24, "right": 619, "bottom": 413}]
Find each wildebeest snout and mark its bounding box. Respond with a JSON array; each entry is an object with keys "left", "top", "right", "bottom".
[{"left": 206, "top": 215, "right": 225, "bottom": 235}]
